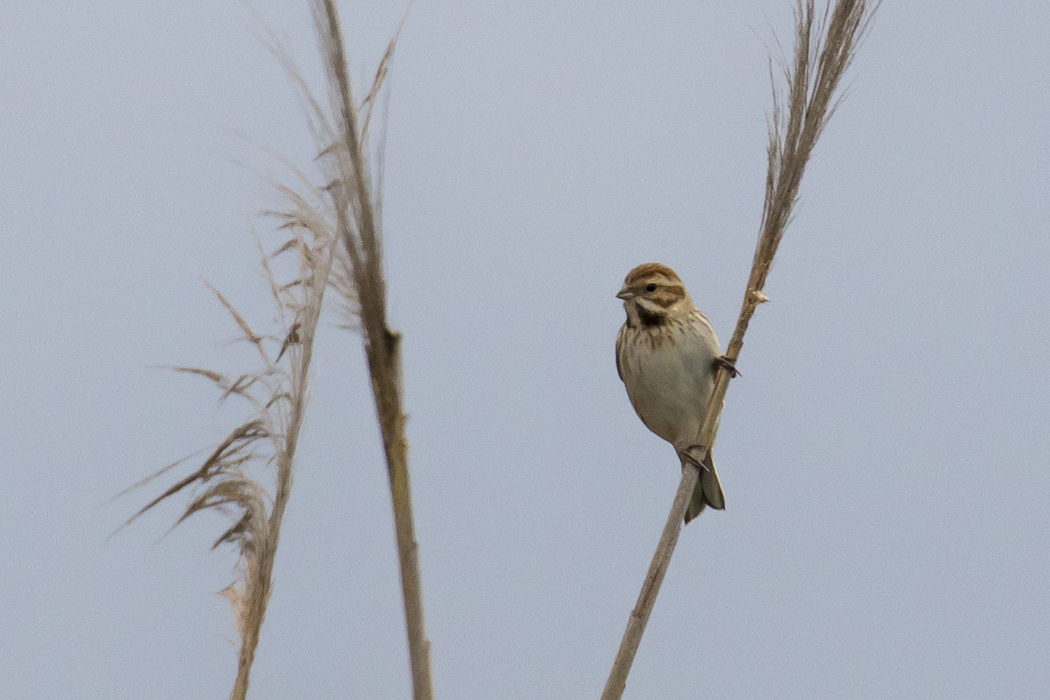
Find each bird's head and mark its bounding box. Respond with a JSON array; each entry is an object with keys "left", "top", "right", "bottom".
[{"left": 617, "top": 263, "right": 694, "bottom": 326}]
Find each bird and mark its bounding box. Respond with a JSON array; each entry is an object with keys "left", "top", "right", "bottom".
[{"left": 614, "top": 262, "right": 734, "bottom": 523}]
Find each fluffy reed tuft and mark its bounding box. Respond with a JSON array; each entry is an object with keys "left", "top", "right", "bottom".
[
  {"left": 601, "top": 2, "right": 878, "bottom": 698},
  {"left": 120, "top": 177, "right": 337, "bottom": 700}
]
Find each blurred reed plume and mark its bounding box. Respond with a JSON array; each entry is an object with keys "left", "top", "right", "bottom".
[
  {"left": 119, "top": 176, "right": 336, "bottom": 700},
  {"left": 601, "top": 1, "right": 878, "bottom": 698}
]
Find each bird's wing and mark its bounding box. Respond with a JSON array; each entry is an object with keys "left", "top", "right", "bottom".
[{"left": 614, "top": 324, "right": 625, "bottom": 382}]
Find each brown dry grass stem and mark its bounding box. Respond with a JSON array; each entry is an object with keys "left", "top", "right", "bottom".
[
  {"left": 601, "top": 2, "right": 876, "bottom": 698},
  {"left": 310, "top": 2, "right": 433, "bottom": 698}
]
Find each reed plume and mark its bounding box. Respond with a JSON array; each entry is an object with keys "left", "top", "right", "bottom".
[
  {"left": 601, "top": 2, "right": 878, "bottom": 698},
  {"left": 119, "top": 173, "right": 336, "bottom": 700}
]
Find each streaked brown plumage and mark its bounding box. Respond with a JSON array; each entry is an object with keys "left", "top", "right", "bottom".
[{"left": 615, "top": 263, "right": 725, "bottom": 522}]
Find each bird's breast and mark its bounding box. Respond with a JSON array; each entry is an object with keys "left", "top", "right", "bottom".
[{"left": 617, "top": 317, "right": 719, "bottom": 447}]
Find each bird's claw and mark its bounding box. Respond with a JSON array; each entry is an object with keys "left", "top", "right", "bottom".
[
  {"left": 678, "top": 446, "right": 710, "bottom": 472},
  {"left": 713, "top": 355, "right": 741, "bottom": 378}
]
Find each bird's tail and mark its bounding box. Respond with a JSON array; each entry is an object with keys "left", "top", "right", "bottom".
[{"left": 682, "top": 448, "right": 725, "bottom": 524}]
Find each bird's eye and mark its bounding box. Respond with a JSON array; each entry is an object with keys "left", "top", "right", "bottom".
[{"left": 645, "top": 283, "right": 657, "bottom": 292}]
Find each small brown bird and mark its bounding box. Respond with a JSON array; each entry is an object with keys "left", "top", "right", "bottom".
[{"left": 615, "top": 263, "right": 727, "bottom": 522}]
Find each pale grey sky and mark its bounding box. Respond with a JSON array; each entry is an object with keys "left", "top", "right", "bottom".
[{"left": 2, "top": 1, "right": 1048, "bottom": 698}]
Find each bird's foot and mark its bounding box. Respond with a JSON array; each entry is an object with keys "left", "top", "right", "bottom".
[
  {"left": 712, "top": 355, "right": 741, "bottom": 378},
  {"left": 678, "top": 446, "right": 710, "bottom": 472}
]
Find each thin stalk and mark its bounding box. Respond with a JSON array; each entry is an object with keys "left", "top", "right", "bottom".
[{"left": 600, "top": 467, "right": 699, "bottom": 700}]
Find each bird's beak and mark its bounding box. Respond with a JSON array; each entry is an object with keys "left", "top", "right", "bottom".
[{"left": 616, "top": 286, "right": 633, "bottom": 300}]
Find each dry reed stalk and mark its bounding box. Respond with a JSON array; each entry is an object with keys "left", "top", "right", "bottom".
[
  {"left": 307, "top": 2, "right": 433, "bottom": 698},
  {"left": 601, "top": 2, "right": 877, "bottom": 698},
  {"left": 119, "top": 176, "right": 337, "bottom": 700}
]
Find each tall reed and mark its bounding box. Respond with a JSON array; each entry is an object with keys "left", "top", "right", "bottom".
[
  {"left": 601, "top": 2, "right": 878, "bottom": 698},
  {"left": 121, "top": 1, "right": 424, "bottom": 697}
]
